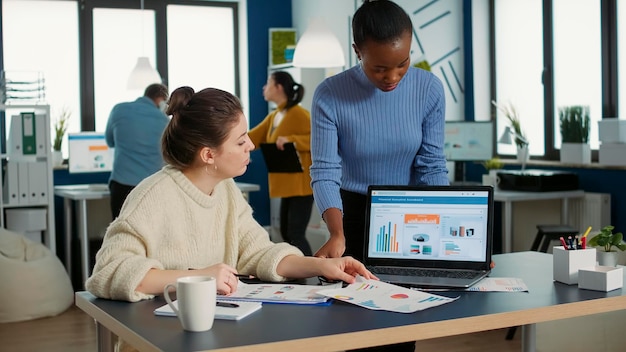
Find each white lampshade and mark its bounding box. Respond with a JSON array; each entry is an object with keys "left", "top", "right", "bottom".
[
  {"left": 292, "top": 18, "right": 345, "bottom": 68},
  {"left": 127, "top": 57, "right": 162, "bottom": 90}
]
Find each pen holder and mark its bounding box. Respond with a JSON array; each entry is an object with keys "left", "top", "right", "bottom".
[{"left": 553, "top": 247, "right": 596, "bottom": 285}]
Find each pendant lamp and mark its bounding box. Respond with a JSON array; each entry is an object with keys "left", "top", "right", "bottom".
[
  {"left": 292, "top": 18, "right": 345, "bottom": 68},
  {"left": 127, "top": 0, "right": 161, "bottom": 89}
]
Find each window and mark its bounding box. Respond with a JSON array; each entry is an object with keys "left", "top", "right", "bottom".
[
  {"left": 167, "top": 5, "right": 236, "bottom": 93},
  {"left": 493, "top": 0, "right": 607, "bottom": 160},
  {"left": 553, "top": 0, "right": 601, "bottom": 150},
  {"left": 2, "top": 0, "right": 80, "bottom": 158},
  {"left": 93, "top": 8, "right": 157, "bottom": 132},
  {"left": 2, "top": 0, "right": 241, "bottom": 138},
  {"left": 494, "top": 0, "right": 543, "bottom": 157}
]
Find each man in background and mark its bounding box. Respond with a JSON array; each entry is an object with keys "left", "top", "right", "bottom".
[{"left": 105, "top": 83, "right": 169, "bottom": 219}]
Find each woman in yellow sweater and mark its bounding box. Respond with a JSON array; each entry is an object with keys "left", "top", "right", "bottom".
[{"left": 249, "top": 71, "right": 314, "bottom": 255}]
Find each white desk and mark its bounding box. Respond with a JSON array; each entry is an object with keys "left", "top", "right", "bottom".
[
  {"left": 54, "top": 182, "right": 261, "bottom": 285},
  {"left": 494, "top": 189, "right": 585, "bottom": 253}
]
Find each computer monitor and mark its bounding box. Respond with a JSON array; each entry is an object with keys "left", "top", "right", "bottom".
[
  {"left": 67, "top": 132, "right": 114, "bottom": 173},
  {"left": 444, "top": 121, "right": 494, "bottom": 161}
]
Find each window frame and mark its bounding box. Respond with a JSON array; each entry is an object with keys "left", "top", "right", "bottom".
[
  {"left": 79, "top": 0, "right": 239, "bottom": 131},
  {"left": 489, "top": 0, "right": 618, "bottom": 162}
]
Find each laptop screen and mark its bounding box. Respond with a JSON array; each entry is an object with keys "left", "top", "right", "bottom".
[{"left": 365, "top": 186, "right": 493, "bottom": 265}]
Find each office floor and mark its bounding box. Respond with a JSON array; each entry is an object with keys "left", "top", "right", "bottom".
[{"left": 2, "top": 305, "right": 625, "bottom": 351}]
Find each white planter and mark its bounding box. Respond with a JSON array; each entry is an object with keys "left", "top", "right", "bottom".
[
  {"left": 482, "top": 174, "right": 496, "bottom": 187},
  {"left": 560, "top": 143, "right": 591, "bottom": 164},
  {"left": 51, "top": 150, "right": 64, "bottom": 167},
  {"left": 598, "top": 119, "right": 626, "bottom": 143},
  {"left": 516, "top": 146, "right": 529, "bottom": 163},
  {"left": 599, "top": 143, "right": 626, "bottom": 166},
  {"left": 597, "top": 251, "right": 619, "bottom": 267}
]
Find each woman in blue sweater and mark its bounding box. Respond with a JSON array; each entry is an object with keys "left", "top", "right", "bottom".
[
  {"left": 311, "top": 2, "right": 448, "bottom": 351},
  {"left": 311, "top": 1, "right": 449, "bottom": 262}
]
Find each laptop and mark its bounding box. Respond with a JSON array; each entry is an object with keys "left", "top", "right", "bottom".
[{"left": 363, "top": 185, "right": 494, "bottom": 288}]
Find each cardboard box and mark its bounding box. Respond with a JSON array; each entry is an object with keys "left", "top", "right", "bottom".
[
  {"left": 598, "top": 119, "right": 626, "bottom": 143},
  {"left": 599, "top": 143, "right": 626, "bottom": 166},
  {"left": 553, "top": 247, "right": 596, "bottom": 285},
  {"left": 578, "top": 266, "right": 623, "bottom": 292}
]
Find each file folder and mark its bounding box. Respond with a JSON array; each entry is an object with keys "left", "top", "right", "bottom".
[
  {"left": 2, "top": 161, "right": 19, "bottom": 205},
  {"left": 34, "top": 114, "right": 47, "bottom": 156},
  {"left": 21, "top": 112, "right": 37, "bottom": 155},
  {"left": 17, "top": 161, "right": 29, "bottom": 205},
  {"left": 259, "top": 143, "right": 303, "bottom": 173},
  {"left": 27, "top": 161, "right": 48, "bottom": 205}
]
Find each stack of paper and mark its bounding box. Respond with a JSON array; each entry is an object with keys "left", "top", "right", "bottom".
[
  {"left": 154, "top": 300, "right": 262, "bottom": 321},
  {"left": 317, "top": 277, "right": 457, "bottom": 313},
  {"left": 217, "top": 281, "right": 342, "bottom": 305}
]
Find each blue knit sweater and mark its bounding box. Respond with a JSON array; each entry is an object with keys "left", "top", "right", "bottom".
[{"left": 310, "top": 65, "right": 449, "bottom": 214}]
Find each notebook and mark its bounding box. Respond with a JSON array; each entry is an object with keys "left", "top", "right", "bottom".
[
  {"left": 259, "top": 143, "right": 303, "bottom": 173},
  {"left": 363, "top": 185, "right": 494, "bottom": 288},
  {"left": 154, "top": 300, "right": 262, "bottom": 321}
]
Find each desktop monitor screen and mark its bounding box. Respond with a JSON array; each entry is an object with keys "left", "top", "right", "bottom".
[
  {"left": 444, "top": 121, "right": 494, "bottom": 161},
  {"left": 67, "top": 132, "right": 114, "bottom": 173}
]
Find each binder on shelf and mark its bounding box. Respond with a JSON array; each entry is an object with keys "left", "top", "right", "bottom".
[
  {"left": 20, "top": 112, "right": 37, "bottom": 155},
  {"left": 2, "top": 160, "right": 19, "bottom": 205},
  {"left": 259, "top": 143, "right": 303, "bottom": 173},
  {"left": 27, "top": 161, "right": 48, "bottom": 204},
  {"left": 17, "top": 161, "right": 29, "bottom": 205},
  {"left": 34, "top": 114, "right": 47, "bottom": 156},
  {"left": 8, "top": 115, "right": 23, "bottom": 156}
]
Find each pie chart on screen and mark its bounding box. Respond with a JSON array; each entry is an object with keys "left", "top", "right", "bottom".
[{"left": 390, "top": 293, "right": 409, "bottom": 299}]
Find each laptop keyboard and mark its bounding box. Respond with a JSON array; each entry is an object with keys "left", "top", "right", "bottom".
[{"left": 373, "top": 267, "right": 482, "bottom": 280}]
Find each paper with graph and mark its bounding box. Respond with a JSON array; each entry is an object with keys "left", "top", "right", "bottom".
[{"left": 317, "top": 276, "right": 457, "bottom": 313}]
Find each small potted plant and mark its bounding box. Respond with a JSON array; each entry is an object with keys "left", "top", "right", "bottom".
[
  {"left": 492, "top": 100, "right": 528, "bottom": 162},
  {"left": 52, "top": 106, "right": 71, "bottom": 166},
  {"left": 588, "top": 225, "right": 625, "bottom": 266},
  {"left": 480, "top": 157, "right": 504, "bottom": 187},
  {"left": 559, "top": 105, "right": 590, "bottom": 164}
]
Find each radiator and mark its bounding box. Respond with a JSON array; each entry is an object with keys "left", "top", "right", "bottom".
[{"left": 567, "top": 192, "right": 611, "bottom": 233}]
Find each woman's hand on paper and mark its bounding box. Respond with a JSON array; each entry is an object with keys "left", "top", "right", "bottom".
[
  {"left": 317, "top": 257, "right": 378, "bottom": 284},
  {"left": 193, "top": 263, "right": 239, "bottom": 295}
]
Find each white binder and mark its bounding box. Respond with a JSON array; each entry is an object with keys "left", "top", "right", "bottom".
[
  {"left": 2, "top": 161, "right": 19, "bottom": 205},
  {"left": 17, "top": 161, "right": 29, "bottom": 205},
  {"left": 8, "top": 115, "right": 23, "bottom": 157},
  {"left": 27, "top": 161, "right": 48, "bottom": 204},
  {"left": 34, "top": 114, "right": 47, "bottom": 157}
]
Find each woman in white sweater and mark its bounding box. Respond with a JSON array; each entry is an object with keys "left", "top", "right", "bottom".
[{"left": 86, "top": 86, "right": 375, "bottom": 303}]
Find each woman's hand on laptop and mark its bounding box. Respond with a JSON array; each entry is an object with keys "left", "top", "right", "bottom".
[{"left": 316, "top": 257, "right": 379, "bottom": 284}]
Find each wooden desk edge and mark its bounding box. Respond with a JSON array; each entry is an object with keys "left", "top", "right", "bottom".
[
  {"left": 76, "top": 291, "right": 626, "bottom": 352},
  {"left": 75, "top": 293, "right": 160, "bottom": 352}
]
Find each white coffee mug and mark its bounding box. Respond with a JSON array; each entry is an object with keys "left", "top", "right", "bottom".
[{"left": 164, "top": 276, "right": 216, "bottom": 332}]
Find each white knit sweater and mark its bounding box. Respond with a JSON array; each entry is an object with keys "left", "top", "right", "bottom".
[{"left": 86, "top": 165, "right": 302, "bottom": 302}]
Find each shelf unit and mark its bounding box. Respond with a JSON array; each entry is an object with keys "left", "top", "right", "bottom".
[{"left": 0, "top": 103, "right": 56, "bottom": 254}]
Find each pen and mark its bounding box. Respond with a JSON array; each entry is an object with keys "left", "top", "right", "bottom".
[
  {"left": 559, "top": 236, "right": 568, "bottom": 250},
  {"left": 582, "top": 226, "right": 592, "bottom": 238},
  {"left": 235, "top": 274, "right": 255, "bottom": 279},
  {"left": 581, "top": 236, "right": 587, "bottom": 249},
  {"left": 187, "top": 269, "right": 254, "bottom": 279},
  {"left": 216, "top": 302, "right": 239, "bottom": 308}
]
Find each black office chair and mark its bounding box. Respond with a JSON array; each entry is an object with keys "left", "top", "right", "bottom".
[{"left": 505, "top": 224, "right": 579, "bottom": 340}]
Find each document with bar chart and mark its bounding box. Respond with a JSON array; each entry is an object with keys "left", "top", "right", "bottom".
[{"left": 317, "top": 276, "right": 457, "bottom": 313}]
